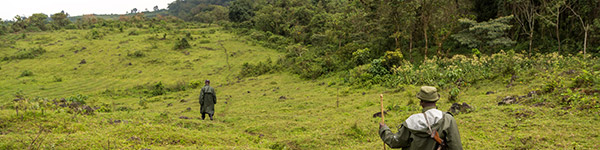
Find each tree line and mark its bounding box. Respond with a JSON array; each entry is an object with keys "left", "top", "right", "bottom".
[{"left": 218, "top": 0, "right": 599, "bottom": 78}]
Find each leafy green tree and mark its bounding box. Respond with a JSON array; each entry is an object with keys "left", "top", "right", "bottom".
[
  {"left": 11, "top": 15, "right": 27, "bottom": 32},
  {"left": 451, "top": 15, "right": 515, "bottom": 53},
  {"left": 210, "top": 5, "right": 229, "bottom": 23},
  {"left": 27, "top": 13, "right": 49, "bottom": 31},
  {"left": 51, "top": 11, "right": 70, "bottom": 29},
  {"left": 228, "top": 0, "right": 254, "bottom": 23}
]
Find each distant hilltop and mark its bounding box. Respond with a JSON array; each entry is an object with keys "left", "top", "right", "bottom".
[{"left": 67, "top": 9, "right": 169, "bottom": 22}]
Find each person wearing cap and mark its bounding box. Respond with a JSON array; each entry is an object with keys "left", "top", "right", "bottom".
[
  {"left": 199, "top": 80, "right": 217, "bottom": 120},
  {"left": 379, "top": 86, "right": 462, "bottom": 150}
]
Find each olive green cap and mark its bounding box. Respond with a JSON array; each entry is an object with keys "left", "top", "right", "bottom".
[{"left": 417, "top": 86, "right": 440, "bottom": 102}]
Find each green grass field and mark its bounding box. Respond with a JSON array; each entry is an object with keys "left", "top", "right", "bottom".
[{"left": 1, "top": 24, "right": 599, "bottom": 149}]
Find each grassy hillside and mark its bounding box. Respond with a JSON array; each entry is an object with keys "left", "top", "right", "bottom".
[{"left": 0, "top": 24, "right": 599, "bottom": 149}]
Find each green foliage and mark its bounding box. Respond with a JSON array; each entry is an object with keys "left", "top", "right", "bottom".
[
  {"left": 88, "top": 29, "right": 103, "bottom": 39},
  {"left": 127, "top": 50, "right": 145, "bottom": 58},
  {"left": 4, "top": 46, "right": 46, "bottom": 61},
  {"left": 51, "top": 11, "right": 71, "bottom": 29},
  {"left": 449, "top": 87, "right": 460, "bottom": 102},
  {"left": 65, "top": 94, "right": 88, "bottom": 105},
  {"left": 173, "top": 37, "right": 191, "bottom": 50},
  {"left": 542, "top": 77, "right": 561, "bottom": 93},
  {"left": 367, "top": 59, "right": 389, "bottom": 76},
  {"left": 151, "top": 81, "right": 166, "bottom": 96},
  {"left": 228, "top": 0, "right": 254, "bottom": 23},
  {"left": 19, "top": 70, "right": 33, "bottom": 77},
  {"left": 239, "top": 59, "right": 278, "bottom": 77},
  {"left": 381, "top": 50, "right": 403, "bottom": 70},
  {"left": 188, "top": 80, "right": 203, "bottom": 89},
  {"left": 352, "top": 48, "right": 372, "bottom": 66},
  {"left": 452, "top": 15, "right": 515, "bottom": 53},
  {"left": 571, "top": 70, "right": 598, "bottom": 88},
  {"left": 128, "top": 29, "right": 139, "bottom": 36},
  {"left": 27, "top": 13, "right": 49, "bottom": 31},
  {"left": 138, "top": 98, "right": 148, "bottom": 109}
]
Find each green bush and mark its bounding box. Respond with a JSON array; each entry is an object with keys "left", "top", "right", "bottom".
[
  {"left": 239, "top": 59, "right": 278, "bottom": 77},
  {"left": 381, "top": 50, "right": 403, "bottom": 69},
  {"left": 20, "top": 70, "right": 33, "bottom": 77},
  {"left": 189, "top": 80, "right": 203, "bottom": 89},
  {"left": 138, "top": 98, "right": 148, "bottom": 109},
  {"left": 572, "top": 70, "right": 597, "bottom": 88},
  {"left": 128, "top": 29, "right": 139, "bottom": 35},
  {"left": 88, "top": 29, "right": 103, "bottom": 39},
  {"left": 173, "top": 37, "right": 191, "bottom": 50},
  {"left": 6, "top": 46, "right": 46, "bottom": 60},
  {"left": 151, "top": 82, "right": 166, "bottom": 96},
  {"left": 449, "top": 87, "right": 460, "bottom": 102},
  {"left": 65, "top": 94, "right": 88, "bottom": 105},
  {"left": 127, "top": 50, "right": 145, "bottom": 57}
]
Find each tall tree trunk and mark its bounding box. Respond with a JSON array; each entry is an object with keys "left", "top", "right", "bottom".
[
  {"left": 584, "top": 25, "right": 588, "bottom": 55},
  {"left": 424, "top": 27, "right": 428, "bottom": 61},
  {"left": 556, "top": 7, "right": 561, "bottom": 53},
  {"left": 409, "top": 35, "right": 413, "bottom": 62},
  {"left": 437, "top": 42, "right": 442, "bottom": 57},
  {"left": 529, "top": 29, "right": 533, "bottom": 57}
]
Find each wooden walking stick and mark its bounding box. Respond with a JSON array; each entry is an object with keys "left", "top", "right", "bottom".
[{"left": 380, "top": 94, "right": 386, "bottom": 150}]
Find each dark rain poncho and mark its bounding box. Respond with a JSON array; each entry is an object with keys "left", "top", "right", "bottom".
[{"left": 199, "top": 85, "right": 216, "bottom": 114}]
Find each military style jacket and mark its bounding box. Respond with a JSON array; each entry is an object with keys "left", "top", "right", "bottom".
[
  {"left": 199, "top": 85, "right": 216, "bottom": 114},
  {"left": 379, "top": 107, "right": 462, "bottom": 150}
]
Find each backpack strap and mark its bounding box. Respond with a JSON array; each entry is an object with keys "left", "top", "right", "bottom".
[{"left": 423, "top": 112, "right": 447, "bottom": 150}]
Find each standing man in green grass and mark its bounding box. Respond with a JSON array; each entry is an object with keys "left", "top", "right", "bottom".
[
  {"left": 199, "top": 80, "right": 217, "bottom": 120},
  {"left": 379, "top": 86, "right": 462, "bottom": 150}
]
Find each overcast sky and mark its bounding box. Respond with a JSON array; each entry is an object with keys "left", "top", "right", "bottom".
[{"left": 0, "top": 0, "right": 175, "bottom": 21}]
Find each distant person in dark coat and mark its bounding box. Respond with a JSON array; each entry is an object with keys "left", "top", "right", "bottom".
[{"left": 199, "top": 80, "right": 216, "bottom": 120}]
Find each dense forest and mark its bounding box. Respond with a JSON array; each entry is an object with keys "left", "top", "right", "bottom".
[{"left": 1, "top": 0, "right": 599, "bottom": 80}]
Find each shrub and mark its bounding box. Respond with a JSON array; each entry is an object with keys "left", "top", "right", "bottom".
[
  {"left": 8, "top": 46, "right": 46, "bottom": 60},
  {"left": 20, "top": 70, "right": 33, "bottom": 77},
  {"left": 65, "top": 94, "right": 88, "bottom": 105},
  {"left": 173, "top": 37, "right": 191, "bottom": 50},
  {"left": 128, "top": 29, "right": 139, "bottom": 35},
  {"left": 151, "top": 82, "right": 166, "bottom": 96},
  {"left": 189, "top": 80, "right": 203, "bottom": 89},
  {"left": 449, "top": 87, "right": 460, "bottom": 102},
  {"left": 249, "top": 31, "right": 267, "bottom": 41},
  {"left": 368, "top": 59, "right": 389, "bottom": 76},
  {"left": 381, "top": 50, "right": 403, "bottom": 69},
  {"left": 138, "top": 98, "right": 148, "bottom": 109},
  {"left": 239, "top": 59, "right": 277, "bottom": 77},
  {"left": 88, "top": 29, "right": 103, "bottom": 39},
  {"left": 572, "top": 70, "right": 597, "bottom": 88},
  {"left": 127, "top": 50, "right": 145, "bottom": 57}
]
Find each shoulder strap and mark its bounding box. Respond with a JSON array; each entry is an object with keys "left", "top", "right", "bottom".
[
  {"left": 422, "top": 113, "right": 434, "bottom": 137},
  {"left": 424, "top": 112, "right": 447, "bottom": 150}
]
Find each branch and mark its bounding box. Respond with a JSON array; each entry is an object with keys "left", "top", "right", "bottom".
[{"left": 566, "top": 5, "right": 587, "bottom": 30}]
